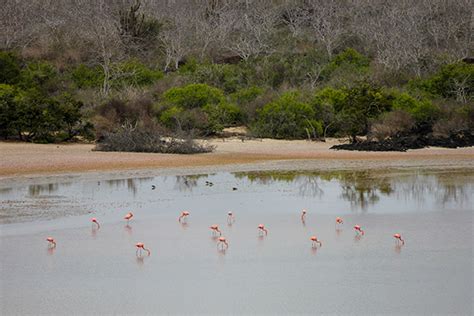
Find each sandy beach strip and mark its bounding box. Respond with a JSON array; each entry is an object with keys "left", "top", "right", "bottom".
[{"left": 1, "top": 139, "right": 473, "bottom": 179}]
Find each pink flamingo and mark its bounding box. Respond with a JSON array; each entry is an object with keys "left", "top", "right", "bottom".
[
  {"left": 46, "top": 237, "right": 56, "bottom": 248},
  {"left": 124, "top": 212, "right": 133, "bottom": 223},
  {"left": 209, "top": 224, "right": 222, "bottom": 236},
  {"left": 217, "top": 237, "right": 228, "bottom": 250},
  {"left": 135, "top": 242, "right": 151, "bottom": 256},
  {"left": 393, "top": 233, "right": 405, "bottom": 245},
  {"left": 301, "top": 209, "right": 307, "bottom": 222},
  {"left": 336, "top": 217, "right": 343, "bottom": 226},
  {"left": 258, "top": 224, "right": 268, "bottom": 236},
  {"left": 178, "top": 211, "right": 190, "bottom": 222},
  {"left": 354, "top": 225, "right": 364, "bottom": 235},
  {"left": 91, "top": 217, "right": 100, "bottom": 229},
  {"left": 310, "top": 236, "right": 322, "bottom": 247}
]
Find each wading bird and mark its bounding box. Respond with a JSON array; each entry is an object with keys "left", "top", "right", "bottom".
[
  {"left": 310, "top": 236, "right": 322, "bottom": 247},
  {"left": 46, "top": 237, "right": 56, "bottom": 248},
  {"left": 336, "top": 217, "right": 343, "bottom": 226},
  {"left": 393, "top": 233, "right": 405, "bottom": 245},
  {"left": 258, "top": 224, "right": 268, "bottom": 236},
  {"left": 301, "top": 209, "right": 307, "bottom": 222},
  {"left": 354, "top": 225, "right": 364, "bottom": 235},
  {"left": 210, "top": 225, "right": 222, "bottom": 236},
  {"left": 227, "top": 211, "right": 235, "bottom": 223},
  {"left": 91, "top": 217, "right": 100, "bottom": 229},
  {"left": 217, "top": 237, "right": 228, "bottom": 250},
  {"left": 124, "top": 212, "right": 134, "bottom": 223},
  {"left": 135, "top": 242, "right": 151, "bottom": 256},
  {"left": 178, "top": 211, "right": 190, "bottom": 222}
]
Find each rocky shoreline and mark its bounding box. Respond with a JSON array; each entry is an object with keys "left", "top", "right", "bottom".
[{"left": 331, "top": 130, "right": 474, "bottom": 152}]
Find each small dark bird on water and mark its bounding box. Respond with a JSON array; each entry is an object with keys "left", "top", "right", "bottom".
[
  {"left": 151, "top": 185, "right": 156, "bottom": 190},
  {"left": 232, "top": 187, "right": 238, "bottom": 191}
]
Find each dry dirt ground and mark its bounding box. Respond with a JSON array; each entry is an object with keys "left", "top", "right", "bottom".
[{"left": 1, "top": 139, "right": 473, "bottom": 178}]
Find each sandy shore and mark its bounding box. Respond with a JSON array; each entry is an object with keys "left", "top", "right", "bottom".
[{"left": 1, "top": 139, "right": 473, "bottom": 179}]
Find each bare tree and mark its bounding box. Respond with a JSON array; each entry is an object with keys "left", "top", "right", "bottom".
[
  {"left": 71, "top": 2, "right": 124, "bottom": 96},
  {"left": 222, "top": 1, "right": 279, "bottom": 61},
  {"left": 0, "top": 1, "right": 45, "bottom": 50},
  {"left": 159, "top": 8, "right": 197, "bottom": 71}
]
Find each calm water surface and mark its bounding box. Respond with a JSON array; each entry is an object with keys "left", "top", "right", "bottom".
[{"left": 0, "top": 168, "right": 473, "bottom": 315}]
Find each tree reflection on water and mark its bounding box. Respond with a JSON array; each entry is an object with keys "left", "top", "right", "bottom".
[
  {"left": 174, "top": 174, "right": 210, "bottom": 192},
  {"left": 105, "top": 177, "right": 154, "bottom": 196},
  {"left": 233, "top": 169, "right": 472, "bottom": 211}
]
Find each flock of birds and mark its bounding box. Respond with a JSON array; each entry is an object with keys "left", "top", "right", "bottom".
[{"left": 45, "top": 205, "right": 406, "bottom": 256}]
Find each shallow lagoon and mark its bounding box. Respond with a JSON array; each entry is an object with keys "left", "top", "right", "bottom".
[{"left": 1, "top": 168, "right": 473, "bottom": 315}]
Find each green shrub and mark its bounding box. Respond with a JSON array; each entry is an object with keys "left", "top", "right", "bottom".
[
  {"left": 191, "top": 63, "right": 248, "bottom": 93},
  {"left": 0, "top": 84, "right": 19, "bottom": 137},
  {"left": 115, "top": 59, "right": 163, "bottom": 87},
  {"left": 71, "top": 64, "right": 103, "bottom": 89},
  {"left": 329, "top": 48, "right": 370, "bottom": 70},
  {"left": 322, "top": 48, "right": 370, "bottom": 80},
  {"left": 337, "top": 83, "right": 392, "bottom": 140},
  {"left": 230, "top": 86, "right": 264, "bottom": 105},
  {"left": 159, "top": 106, "right": 184, "bottom": 129},
  {"left": 254, "top": 91, "right": 318, "bottom": 139},
  {"left": 159, "top": 106, "right": 209, "bottom": 133},
  {"left": 163, "top": 83, "right": 224, "bottom": 108},
  {"left": 54, "top": 93, "right": 93, "bottom": 141},
  {"left": 203, "top": 102, "right": 243, "bottom": 133},
  {"left": 392, "top": 92, "right": 440, "bottom": 124},
  {"left": 19, "top": 61, "right": 57, "bottom": 90},
  {"left": 311, "top": 87, "right": 348, "bottom": 137},
  {"left": 246, "top": 51, "right": 328, "bottom": 88},
  {"left": 177, "top": 57, "right": 199, "bottom": 74},
  {"left": 312, "top": 87, "right": 348, "bottom": 112},
  {"left": 409, "top": 62, "right": 473, "bottom": 102},
  {"left": 0, "top": 51, "right": 21, "bottom": 84}
]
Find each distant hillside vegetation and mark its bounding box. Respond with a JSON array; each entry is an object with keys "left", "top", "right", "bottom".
[{"left": 1, "top": 0, "right": 472, "bottom": 151}]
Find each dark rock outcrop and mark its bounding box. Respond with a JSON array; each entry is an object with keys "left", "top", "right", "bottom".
[{"left": 331, "top": 130, "right": 474, "bottom": 152}]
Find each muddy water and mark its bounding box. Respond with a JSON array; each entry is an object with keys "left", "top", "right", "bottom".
[{"left": 0, "top": 169, "right": 473, "bottom": 315}]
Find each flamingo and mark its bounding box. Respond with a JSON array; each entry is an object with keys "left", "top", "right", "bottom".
[
  {"left": 310, "top": 236, "right": 322, "bottom": 247},
  {"left": 135, "top": 242, "right": 151, "bottom": 256},
  {"left": 301, "top": 209, "right": 307, "bottom": 222},
  {"left": 393, "top": 233, "right": 405, "bottom": 245},
  {"left": 258, "top": 224, "right": 268, "bottom": 236},
  {"left": 46, "top": 237, "right": 56, "bottom": 248},
  {"left": 227, "top": 211, "right": 235, "bottom": 223},
  {"left": 217, "top": 237, "right": 228, "bottom": 250},
  {"left": 124, "top": 212, "right": 133, "bottom": 223},
  {"left": 91, "top": 217, "right": 100, "bottom": 229},
  {"left": 354, "top": 225, "right": 364, "bottom": 235},
  {"left": 209, "top": 225, "right": 222, "bottom": 236},
  {"left": 336, "top": 217, "right": 343, "bottom": 225},
  {"left": 178, "top": 211, "right": 190, "bottom": 222}
]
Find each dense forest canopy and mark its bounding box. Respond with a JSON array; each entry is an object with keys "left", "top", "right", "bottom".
[{"left": 0, "top": 0, "right": 472, "bottom": 149}]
